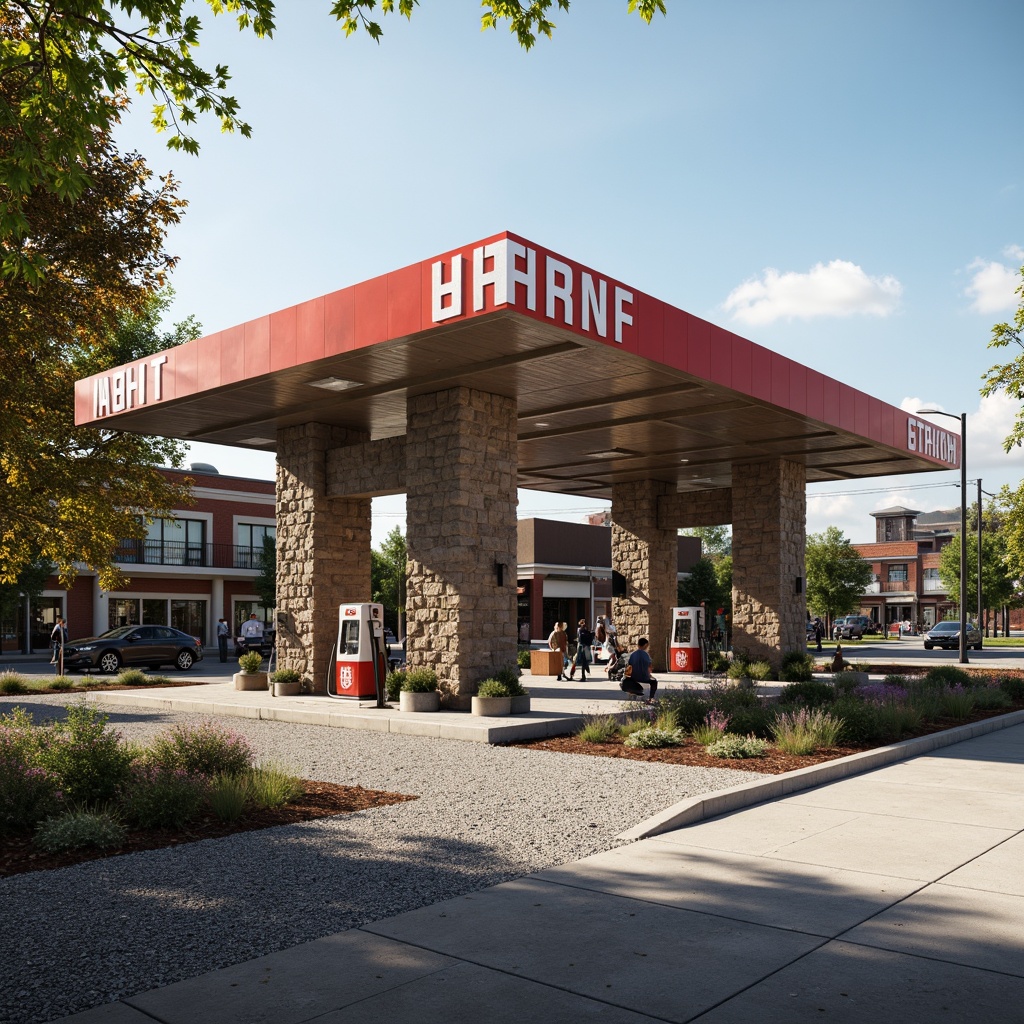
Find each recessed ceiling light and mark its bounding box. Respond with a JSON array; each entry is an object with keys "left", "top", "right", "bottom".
[
  {"left": 679, "top": 458, "right": 690, "bottom": 463},
  {"left": 535, "top": 422, "right": 550, "bottom": 428},
  {"left": 239, "top": 437, "right": 275, "bottom": 446},
  {"left": 307, "top": 376, "right": 361, "bottom": 392}
]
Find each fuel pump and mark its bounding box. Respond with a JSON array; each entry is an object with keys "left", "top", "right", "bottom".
[
  {"left": 328, "top": 603, "right": 389, "bottom": 703},
  {"left": 668, "top": 606, "right": 705, "bottom": 672}
]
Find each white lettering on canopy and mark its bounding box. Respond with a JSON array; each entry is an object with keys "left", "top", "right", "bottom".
[
  {"left": 907, "top": 417, "right": 958, "bottom": 466},
  {"left": 91, "top": 354, "right": 169, "bottom": 419},
  {"left": 433, "top": 238, "right": 634, "bottom": 343}
]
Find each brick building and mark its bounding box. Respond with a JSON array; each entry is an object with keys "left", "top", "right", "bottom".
[{"left": 2, "top": 465, "right": 275, "bottom": 654}]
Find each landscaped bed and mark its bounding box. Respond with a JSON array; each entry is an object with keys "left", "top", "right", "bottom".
[
  {"left": 514, "top": 661, "right": 1024, "bottom": 774},
  {"left": 0, "top": 669, "right": 207, "bottom": 694},
  {"left": 0, "top": 704, "right": 416, "bottom": 878}
]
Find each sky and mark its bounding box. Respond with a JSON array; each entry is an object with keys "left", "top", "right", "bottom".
[{"left": 114, "top": 0, "right": 1024, "bottom": 548}]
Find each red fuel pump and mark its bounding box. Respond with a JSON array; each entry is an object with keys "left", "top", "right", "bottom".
[
  {"left": 328, "top": 603, "right": 388, "bottom": 703},
  {"left": 668, "top": 606, "right": 704, "bottom": 672}
]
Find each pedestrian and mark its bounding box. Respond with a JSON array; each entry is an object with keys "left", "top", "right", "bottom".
[
  {"left": 216, "top": 617, "right": 230, "bottom": 662},
  {"left": 813, "top": 617, "right": 823, "bottom": 652},
  {"left": 620, "top": 636, "right": 658, "bottom": 702},
  {"left": 594, "top": 616, "right": 607, "bottom": 662},
  {"left": 49, "top": 617, "right": 67, "bottom": 666},
  {"left": 569, "top": 618, "right": 594, "bottom": 680},
  {"left": 547, "top": 621, "right": 568, "bottom": 680},
  {"left": 241, "top": 612, "right": 263, "bottom": 640}
]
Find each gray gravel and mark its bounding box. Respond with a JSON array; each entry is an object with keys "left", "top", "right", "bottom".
[{"left": 0, "top": 695, "right": 765, "bottom": 1024}]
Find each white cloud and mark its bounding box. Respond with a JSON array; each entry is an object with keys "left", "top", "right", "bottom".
[
  {"left": 964, "top": 256, "right": 1021, "bottom": 315},
  {"left": 1004, "top": 244, "right": 1024, "bottom": 262},
  {"left": 722, "top": 260, "right": 902, "bottom": 326}
]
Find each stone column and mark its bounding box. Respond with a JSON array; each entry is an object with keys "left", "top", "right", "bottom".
[
  {"left": 731, "top": 458, "right": 806, "bottom": 667},
  {"left": 611, "top": 479, "right": 677, "bottom": 672},
  {"left": 405, "top": 387, "right": 517, "bottom": 706},
  {"left": 276, "top": 423, "right": 371, "bottom": 693}
]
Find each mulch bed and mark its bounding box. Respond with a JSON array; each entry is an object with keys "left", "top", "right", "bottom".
[
  {"left": 515, "top": 706, "right": 1023, "bottom": 774},
  {"left": 1, "top": 782, "right": 416, "bottom": 879}
]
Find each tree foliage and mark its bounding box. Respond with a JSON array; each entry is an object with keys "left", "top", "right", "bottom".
[
  {"left": 2, "top": 1, "right": 668, "bottom": 280},
  {"left": 937, "top": 523, "right": 1013, "bottom": 622},
  {"left": 680, "top": 524, "right": 731, "bottom": 559},
  {"left": 0, "top": 555, "right": 52, "bottom": 623},
  {"left": 805, "top": 526, "right": 873, "bottom": 625},
  {"left": 677, "top": 556, "right": 720, "bottom": 609},
  {"left": 370, "top": 526, "right": 406, "bottom": 633},
  {"left": 980, "top": 264, "right": 1024, "bottom": 451}
]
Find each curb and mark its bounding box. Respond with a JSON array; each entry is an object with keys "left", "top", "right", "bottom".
[{"left": 616, "top": 707, "right": 1024, "bottom": 842}]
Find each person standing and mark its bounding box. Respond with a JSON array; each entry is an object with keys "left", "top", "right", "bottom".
[
  {"left": 813, "top": 617, "right": 823, "bottom": 653},
  {"left": 216, "top": 617, "right": 230, "bottom": 662},
  {"left": 594, "top": 616, "right": 607, "bottom": 662},
  {"left": 50, "top": 617, "right": 67, "bottom": 666},
  {"left": 547, "top": 621, "right": 568, "bottom": 681}
]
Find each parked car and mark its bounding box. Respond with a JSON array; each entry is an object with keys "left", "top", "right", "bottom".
[
  {"left": 64, "top": 624, "right": 204, "bottom": 673},
  {"left": 832, "top": 615, "right": 878, "bottom": 640},
  {"left": 384, "top": 628, "right": 405, "bottom": 671},
  {"left": 924, "top": 621, "right": 983, "bottom": 650}
]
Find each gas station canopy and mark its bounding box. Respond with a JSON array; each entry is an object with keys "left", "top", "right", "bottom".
[{"left": 75, "top": 231, "right": 959, "bottom": 497}]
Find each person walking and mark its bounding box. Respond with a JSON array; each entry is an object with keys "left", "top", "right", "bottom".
[
  {"left": 216, "top": 618, "right": 230, "bottom": 662},
  {"left": 547, "top": 621, "right": 568, "bottom": 681},
  {"left": 593, "top": 616, "right": 607, "bottom": 663},
  {"left": 569, "top": 618, "right": 594, "bottom": 680},
  {"left": 813, "top": 617, "right": 823, "bottom": 652}
]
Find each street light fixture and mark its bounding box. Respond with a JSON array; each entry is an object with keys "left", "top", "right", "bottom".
[{"left": 917, "top": 409, "right": 968, "bottom": 664}]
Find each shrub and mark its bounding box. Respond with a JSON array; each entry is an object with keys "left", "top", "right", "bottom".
[
  {"left": 939, "top": 684, "right": 976, "bottom": 720},
  {"left": 883, "top": 673, "right": 909, "bottom": 688},
  {"left": 147, "top": 721, "right": 254, "bottom": 778},
  {"left": 490, "top": 665, "right": 521, "bottom": 688},
  {"left": 270, "top": 668, "right": 301, "bottom": 684},
  {"left": 398, "top": 668, "right": 438, "bottom": 692},
  {"left": 619, "top": 711, "right": 656, "bottom": 737},
  {"left": 47, "top": 677, "right": 76, "bottom": 692},
  {"left": 747, "top": 660, "right": 774, "bottom": 682},
  {"left": 0, "top": 672, "right": 30, "bottom": 694},
  {"left": 690, "top": 709, "right": 729, "bottom": 746},
  {"left": 209, "top": 773, "right": 250, "bottom": 822},
  {"left": 832, "top": 696, "right": 887, "bottom": 744},
  {"left": 706, "top": 651, "right": 729, "bottom": 673},
  {"left": 771, "top": 708, "right": 844, "bottom": 755},
  {"left": 577, "top": 714, "right": 620, "bottom": 743},
  {"left": 516, "top": 649, "right": 531, "bottom": 669},
  {"left": 34, "top": 808, "right": 126, "bottom": 853},
  {"left": 123, "top": 765, "right": 207, "bottom": 829},
  {"left": 114, "top": 669, "right": 149, "bottom": 687},
  {"left": 780, "top": 680, "right": 836, "bottom": 708},
  {"left": 140, "top": 675, "right": 173, "bottom": 686},
  {"left": 779, "top": 651, "right": 815, "bottom": 683},
  {"left": 0, "top": 721, "right": 63, "bottom": 835},
  {"left": 34, "top": 704, "right": 133, "bottom": 805},
  {"left": 873, "top": 700, "right": 922, "bottom": 741},
  {"left": 723, "top": 704, "right": 776, "bottom": 739},
  {"left": 658, "top": 690, "right": 711, "bottom": 732},
  {"left": 925, "top": 665, "right": 973, "bottom": 689},
  {"left": 247, "top": 764, "right": 303, "bottom": 808},
  {"left": 238, "top": 651, "right": 263, "bottom": 673},
  {"left": 624, "top": 726, "right": 684, "bottom": 749},
  {"left": 476, "top": 679, "right": 511, "bottom": 698},
  {"left": 832, "top": 671, "right": 863, "bottom": 695},
  {"left": 973, "top": 686, "right": 1013, "bottom": 710},
  {"left": 997, "top": 674, "right": 1024, "bottom": 700},
  {"left": 706, "top": 734, "right": 768, "bottom": 758},
  {"left": 385, "top": 669, "right": 406, "bottom": 701},
  {"left": 726, "top": 659, "right": 750, "bottom": 681}
]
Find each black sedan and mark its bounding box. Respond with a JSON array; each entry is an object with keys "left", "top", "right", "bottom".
[
  {"left": 924, "top": 621, "right": 983, "bottom": 651},
  {"left": 63, "top": 625, "right": 204, "bottom": 673}
]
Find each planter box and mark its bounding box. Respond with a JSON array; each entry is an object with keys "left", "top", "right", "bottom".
[
  {"left": 530, "top": 650, "right": 563, "bottom": 676},
  {"left": 400, "top": 690, "right": 440, "bottom": 713},
  {"left": 272, "top": 680, "right": 302, "bottom": 697},
  {"left": 510, "top": 694, "right": 531, "bottom": 715},
  {"left": 234, "top": 671, "right": 268, "bottom": 691},
  {"left": 472, "top": 695, "right": 512, "bottom": 717}
]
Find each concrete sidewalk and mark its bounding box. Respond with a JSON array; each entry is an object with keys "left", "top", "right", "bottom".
[{"left": 57, "top": 721, "right": 1024, "bottom": 1023}]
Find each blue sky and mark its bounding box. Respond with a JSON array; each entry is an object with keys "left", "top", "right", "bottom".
[{"left": 115, "top": 0, "right": 1024, "bottom": 547}]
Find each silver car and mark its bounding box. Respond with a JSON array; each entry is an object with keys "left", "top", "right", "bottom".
[{"left": 924, "top": 621, "right": 982, "bottom": 651}]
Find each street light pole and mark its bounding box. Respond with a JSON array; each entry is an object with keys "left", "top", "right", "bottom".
[
  {"left": 977, "top": 477, "right": 983, "bottom": 635},
  {"left": 917, "top": 409, "right": 968, "bottom": 664}
]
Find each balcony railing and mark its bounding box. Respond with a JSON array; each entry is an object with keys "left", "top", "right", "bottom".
[{"left": 114, "top": 540, "right": 267, "bottom": 570}]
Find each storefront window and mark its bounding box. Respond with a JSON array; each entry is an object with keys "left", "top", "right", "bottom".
[
  {"left": 143, "top": 599, "right": 168, "bottom": 625},
  {"left": 30, "top": 598, "right": 64, "bottom": 650},
  {"left": 171, "top": 600, "right": 207, "bottom": 644},
  {"left": 109, "top": 599, "right": 141, "bottom": 630}
]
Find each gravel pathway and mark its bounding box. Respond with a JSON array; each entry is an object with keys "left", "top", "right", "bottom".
[{"left": 0, "top": 695, "right": 766, "bottom": 1024}]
